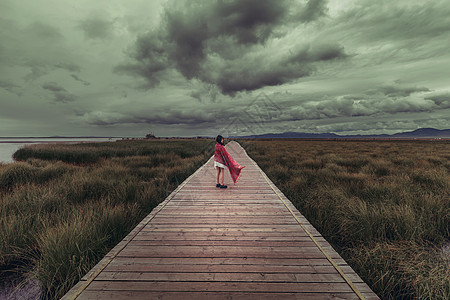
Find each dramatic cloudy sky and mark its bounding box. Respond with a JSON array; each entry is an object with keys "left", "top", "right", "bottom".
[{"left": 1, "top": 0, "right": 449, "bottom": 137}]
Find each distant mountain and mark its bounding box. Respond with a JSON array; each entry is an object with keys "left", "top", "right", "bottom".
[
  {"left": 233, "top": 128, "right": 450, "bottom": 139},
  {"left": 391, "top": 128, "right": 450, "bottom": 138}
]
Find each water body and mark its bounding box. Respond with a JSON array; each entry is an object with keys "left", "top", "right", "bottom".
[
  {"left": 0, "top": 138, "right": 118, "bottom": 163},
  {"left": 0, "top": 273, "right": 41, "bottom": 300}
]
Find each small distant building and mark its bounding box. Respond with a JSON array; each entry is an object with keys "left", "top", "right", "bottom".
[{"left": 145, "top": 132, "right": 158, "bottom": 139}]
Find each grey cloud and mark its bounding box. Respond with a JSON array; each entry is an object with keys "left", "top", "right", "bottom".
[
  {"left": 189, "top": 90, "right": 203, "bottom": 102},
  {"left": 326, "top": 0, "right": 450, "bottom": 64},
  {"left": 281, "top": 87, "right": 439, "bottom": 122},
  {"left": 83, "top": 109, "right": 216, "bottom": 126},
  {"left": 71, "top": 74, "right": 90, "bottom": 86},
  {"left": 373, "top": 84, "right": 430, "bottom": 98},
  {"left": 27, "top": 21, "right": 62, "bottom": 39},
  {"left": 23, "top": 64, "right": 49, "bottom": 82},
  {"left": 55, "top": 62, "right": 81, "bottom": 73},
  {"left": 22, "top": 61, "right": 81, "bottom": 83},
  {"left": 297, "top": 0, "right": 328, "bottom": 23},
  {"left": 115, "top": 0, "right": 339, "bottom": 95},
  {"left": 78, "top": 16, "right": 114, "bottom": 40},
  {"left": 42, "top": 82, "right": 66, "bottom": 92},
  {"left": 425, "top": 93, "right": 450, "bottom": 107},
  {"left": 0, "top": 45, "right": 5, "bottom": 64},
  {"left": 205, "top": 0, "right": 288, "bottom": 45},
  {"left": 0, "top": 80, "right": 22, "bottom": 96},
  {"left": 349, "top": 1, "right": 450, "bottom": 42},
  {"left": 214, "top": 44, "right": 346, "bottom": 95},
  {"left": 53, "top": 92, "right": 76, "bottom": 103},
  {"left": 113, "top": 30, "right": 170, "bottom": 87},
  {"left": 42, "top": 82, "right": 75, "bottom": 103},
  {"left": 0, "top": 80, "right": 18, "bottom": 89}
]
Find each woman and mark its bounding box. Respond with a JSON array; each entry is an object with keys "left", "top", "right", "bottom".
[{"left": 214, "top": 135, "right": 245, "bottom": 188}]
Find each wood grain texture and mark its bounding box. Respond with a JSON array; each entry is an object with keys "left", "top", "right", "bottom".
[{"left": 62, "top": 141, "right": 379, "bottom": 300}]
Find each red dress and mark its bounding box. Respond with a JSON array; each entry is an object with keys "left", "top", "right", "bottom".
[{"left": 214, "top": 143, "right": 245, "bottom": 184}]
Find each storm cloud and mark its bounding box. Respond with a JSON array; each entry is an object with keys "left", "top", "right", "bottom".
[
  {"left": 78, "top": 15, "right": 115, "bottom": 40},
  {"left": 114, "top": 0, "right": 346, "bottom": 95},
  {"left": 70, "top": 74, "right": 90, "bottom": 86},
  {"left": 42, "top": 82, "right": 76, "bottom": 103},
  {"left": 1, "top": 0, "right": 449, "bottom": 137}
]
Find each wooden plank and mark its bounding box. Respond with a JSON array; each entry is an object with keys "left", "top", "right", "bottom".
[
  {"left": 86, "top": 281, "right": 354, "bottom": 293},
  {"left": 128, "top": 240, "right": 318, "bottom": 247},
  {"left": 105, "top": 257, "right": 338, "bottom": 266},
  {"left": 134, "top": 233, "right": 317, "bottom": 240},
  {"left": 95, "top": 272, "right": 346, "bottom": 283},
  {"left": 135, "top": 231, "right": 316, "bottom": 238},
  {"left": 104, "top": 261, "right": 337, "bottom": 273},
  {"left": 78, "top": 291, "right": 360, "bottom": 300},
  {"left": 150, "top": 216, "right": 299, "bottom": 224},
  {"left": 142, "top": 224, "right": 312, "bottom": 230},
  {"left": 116, "top": 245, "right": 337, "bottom": 259}
]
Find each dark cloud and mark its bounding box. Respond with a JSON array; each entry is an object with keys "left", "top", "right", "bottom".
[
  {"left": 205, "top": 0, "right": 287, "bottom": 44},
  {"left": 42, "top": 82, "right": 66, "bottom": 92},
  {"left": 298, "top": 0, "right": 328, "bottom": 23},
  {"left": 213, "top": 44, "right": 346, "bottom": 95},
  {"left": 114, "top": 0, "right": 340, "bottom": 95},
  {"left": 70, "top": 74, "right": 90, "bottom": 86},
  {"left": 52, "top": 93, "right": 76, "bottom": 103},
  {"left": 55, "top": 62, "right": 81, "bottom": 73},
  {"left": 0, "top": 80, "right": 22, "bottom": 96},
  {"left": 113, "top": 30, "right": 170, "bottom": 87},
  {"left": 42, "top": 82, "right": 75, "bottom": 103},
  {"left": 78, "top": 16, "right": 114, "bottom": 40}
]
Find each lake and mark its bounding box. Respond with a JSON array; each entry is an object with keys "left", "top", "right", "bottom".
[{"left": 0, "top": 138, "right": 118, "bottom": 163}]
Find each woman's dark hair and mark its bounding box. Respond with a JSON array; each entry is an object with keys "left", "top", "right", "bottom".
[{"left": 216, "top": 135, "right": 224, "bottom": 145}]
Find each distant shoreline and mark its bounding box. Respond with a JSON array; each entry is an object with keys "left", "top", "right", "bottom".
[
  {"left": 0, "top": 137, "right": 121, "bottom": 139},
  {"left": 0, "top": 141, "right": 114, "bottom": 144}
]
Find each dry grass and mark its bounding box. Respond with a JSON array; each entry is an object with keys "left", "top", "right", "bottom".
[
  {"left": 239, "top": 139, "right": 449, "bottom": 299},
  {"left": 0, "top": 139, "right": 214, "bottom": 299}
]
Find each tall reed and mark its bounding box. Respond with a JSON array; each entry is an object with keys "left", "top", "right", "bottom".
[{"left": 240, "top": 139, "right": 449, "bottom": 299}]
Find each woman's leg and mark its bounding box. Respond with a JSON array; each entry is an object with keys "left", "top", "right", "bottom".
[
  {"left": 216, "top": 167, "right": 220, "bottom": 184},
  {"left": 220, "top": 167, "right": 224, "bottom": 185}
]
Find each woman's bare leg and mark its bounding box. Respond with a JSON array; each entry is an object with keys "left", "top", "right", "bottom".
[
  {"left": 216, "top": 167, "right": 220, "bottom": 184},
  {"left": 220, "top": 168, "right": 224, "bottom": 185}
]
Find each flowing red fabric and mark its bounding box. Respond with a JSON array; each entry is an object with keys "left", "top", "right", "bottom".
[{"left": 214, "top": 143, "right": 245, "bottom": 184}]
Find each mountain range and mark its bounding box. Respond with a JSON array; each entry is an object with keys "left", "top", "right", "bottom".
[{"left": 232, "top": 128, "right": 450, "bottom": 139}]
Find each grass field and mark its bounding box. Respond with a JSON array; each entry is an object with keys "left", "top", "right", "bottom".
[
  {"left": 0, "top": 139, "right": 214, "bottom": 299},
  {"left": 238, "top": 139, "right": 449, "bottom": 299},
  {"left": 1, "top": 138, "right": 448, "bottom": 299}
]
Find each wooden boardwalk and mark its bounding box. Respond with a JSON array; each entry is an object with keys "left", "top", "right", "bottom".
[{"left": 63, "top": 141, "right": 379, "bottom": 299}]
